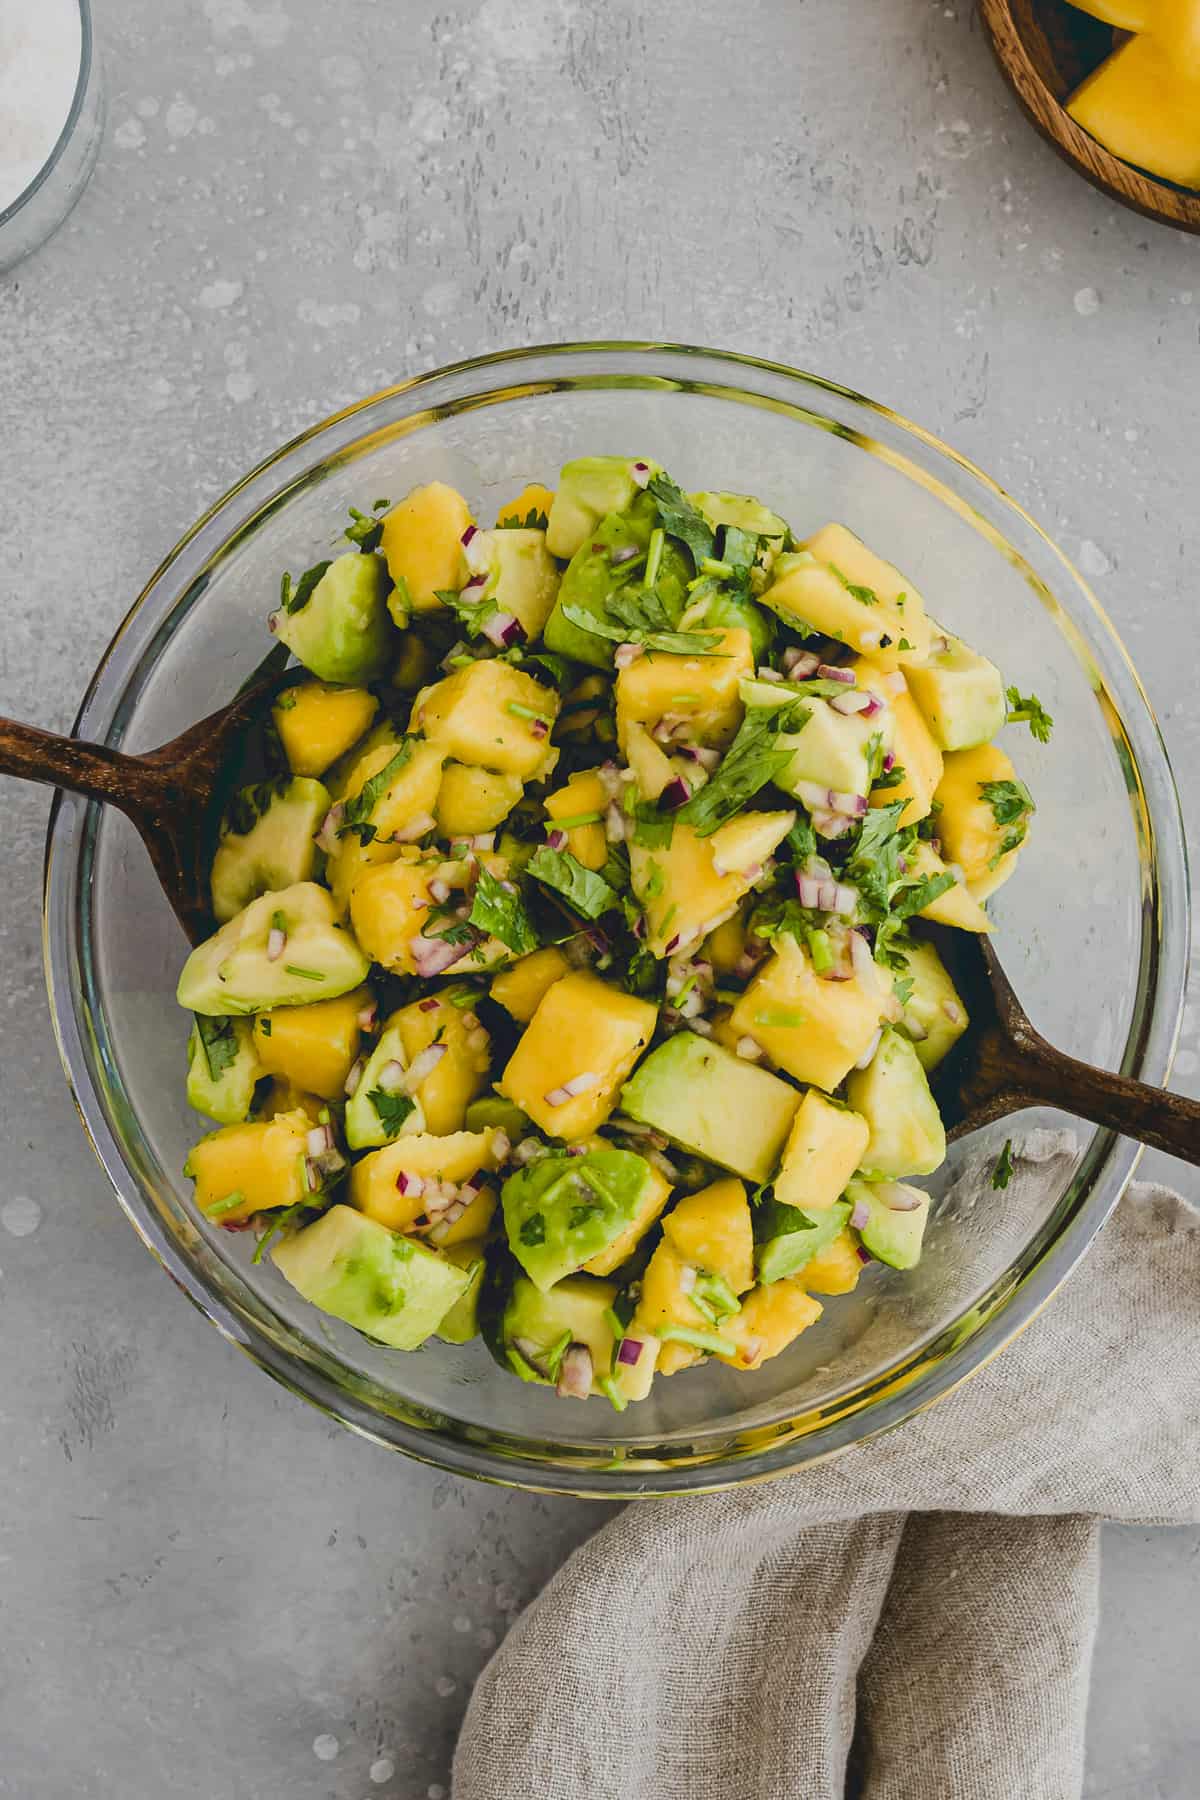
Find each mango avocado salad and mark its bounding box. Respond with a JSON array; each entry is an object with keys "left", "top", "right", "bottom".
[{"left": 177, "top": 456, "right": 1048, "bottom": 1409}]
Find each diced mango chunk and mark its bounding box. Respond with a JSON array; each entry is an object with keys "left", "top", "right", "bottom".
[
  {"left": 715, "top": 1280, "right": 823, "bottom": 1370},
  {"left": 273, "top": 682, "right": 379, "bottom": 779},
  {"left": 349, "top": 1129, "right": 503, "bottom": 1232},
  {"left": 774, "top": 1091, "right": 870, "bottom": 1213},
  {"left": 185, "top": 1108, "right": 312, "bottom": 1225},
  {"left": 1069, "top": 36, "right": 1200, "bottom": 187},
  {"left": 660, "top": 1178, "right": 755, "bottom": 1294},
  {"left": 490, "top": 947, "right": 571, "bottom": 1023},
  {"left": 764, "top": 525, "right": 931, "bottom": 668},
  {"left": 802, "top": 1229, "right": 864, "bottom": 1296},
  {"left": 496, "top": 483, "right": 554, "bottom": 528},
  {"left": 414, "top": 659, "right": 560, "bottom": 779},
  {"left": 498, "top": 971, "right": 657, "bottom": 1140},
  {"left": 393, "top": 988, "right": 492, "bottom": 1135},
  {"left": 544, "top": 770, "right": 609, "bottom": 871},
  {"left": 934, "top": 743, "right": 1030, "bottom": 903},
  {"left": 379, "top": 482, "right": 472, "bottom": 614},
  {"left": 253, "top": 985, "right": 369, "bottom": 1102},
  {"left": 730, "top": 934, "right": 889, "bottom": 1092},
  {"left": 615, "top": 629, "right": 754, "bottom": 754}
]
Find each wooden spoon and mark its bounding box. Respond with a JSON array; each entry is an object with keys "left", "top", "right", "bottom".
[
  {"left": 931, "top": 929, "right": 1200, "bottom": 1165},
  {"left": 0, "top": 649, "right": 292, "bottom": 945},
  {"left": 979, "top": 0, "right": 1200, "bottom": 236}
]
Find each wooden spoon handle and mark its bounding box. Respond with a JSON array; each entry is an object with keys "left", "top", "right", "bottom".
[
  {"left": 1013, "top": 1030, "right": 1200, "bottom": 1167},
  {"left": 0, "top": 716, "right": 159, "bottom": 815}
]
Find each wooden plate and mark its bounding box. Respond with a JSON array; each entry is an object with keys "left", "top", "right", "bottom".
[{"left": 979, "top": 0, "right": 1200, "bottom": 233}]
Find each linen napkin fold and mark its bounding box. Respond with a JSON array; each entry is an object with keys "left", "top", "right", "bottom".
[{"left": 454, "top": 1142, "right": 1200, "bottom": 1800}]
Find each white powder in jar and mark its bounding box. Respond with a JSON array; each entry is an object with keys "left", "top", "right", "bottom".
[{"left": 0, "top": 0, "right": 83, "bottom": 214}]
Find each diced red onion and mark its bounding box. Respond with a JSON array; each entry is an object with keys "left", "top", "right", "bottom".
[
  {"left": 739, "top": 1336, "right": 765, "bottom": 1367},
  {"left": 530, "top": 717, "right": 549, "bottom": 740},
  {"left": 357, "top": 1001, "right": 378, "bottom": 1030},
  {"left": 428, "top": 880, "right": 451, "bottom": 908},
  {"left": 304, "top": 1157, "right": 322, "bottom": 1192},
  {"left": 393, "top": 812, "right": 436, "bottom": 843},
  {"left": 630, "top": 461, "right": 651, "bottom": 488},
  {"left": 856, "top": 1245, "right": 873, "bottom": 1265},
  {"left": 943, "top": 1001, "right": 962, "bottom": 1024},
  {"left": 614, "top": 641, "right": 643, "bottom": 669},
  {"left": 882, "top": 751, "right": 896, "bottom": 773},
  {"left": 460, "top": 523, "right": 492, "bottom": 576},
  {"left": 376, "top": 1059, "right": 406, "bottom": 1093},
  {"left": 693, "top": 745, "right": 721, "bottom": 771},
  {"left": 755, "top": 665, "right": 784, "bottom": 684},
  {"left": 314, "top": 803, "right": 345, "bottom": 855},
  {"left": 849, "top": 1196, "right": 871, "bottom": 1230},
  {"left": 306, "top": 1124, "right": 334, "bottom": 1157},
  {"left": 604, "top": 804, "right": 626, "bottom": 843},
  {"left": 418, "top": 996, "right": 441, "bottom": 1013},
  {"left": 344, "top": 1056, "right": 365, "bottom": 1098},
  {"left": 512, "top": 1138, "right": 543, "bottom": 1167},
  {"left": 546, "top": 827, "right": 568, "bottom": 851},
  {"left": 267, "top": 611, "right": 279, "bottom": 634},
  {"left": 409, "top": 934, "right": 468, "bottom": 978},
  {"left": 812, "top": 809, "right": 855, "bottom": 839},
  {"left": 849, "top": 929, "right": 875, "bottom": 984},
  {"left": 829, "top": 689, "right": 873, "bottom": 716},
  {"left": 513, "top": 1335, "right": 550, "bottom": 1377},
  {"left": 616, "top": 1337, "right": 644, "bottom": 1367},
  {"left": 736, "top": 1036, "right": 763, "bottom": 1061},
  {"left": 817, "top": 662, "right": 856, "bottom": 684},
  {"left": 266, "top": 926, "right": 286, "bottom": 963},
  {"left": 885, "top": 1188, "right": 923, "bottom": 1212},
  {"left": 611, "top": 545, "right": 640, "bottom": 567},
  {"left": 458, "top": 1169, "right": 490, "bottom": 1201},
  {"left": 544, "top": 1071, "right": 600, "bottom": 1106},
  {"left": 678, "top": 1264, "right": 698, "bottom": 1294},
  {"left": 645, "top": 1147, "right": 679, "bottom": 1181},
  {"left": 631, "top": 912, "right": 646, "bottom": 941},
  {"left": 411, "top": 896, "right": 429, "bottom": 912},
  {"left": 796, "top": 873, "right": 823, "bottom": 908},
  {"left": 782, "top": 647, "right": 821, "bottom": 677},
  {"left": 491, "top": 1130, "right": 511, "bottom": 1163},
  {"left": 481, "top": 609, "right": 524, "bottom": 648},
  {"left": 902, "top": 1009, "right": 928, "bottom": 1042},
  {"left": 854, "top": 1026, "right": 883, "bottom": 1070},
  {"left": 664, "top": 933, "right": 680, "bottom": 955},
  {"left": 556, "top": 1344, "right": 594, "bottom": 1399},
  {"left": 689, "top": 1016, "right": 715, "bottom": 1038},
  {"left": 396, "top": 1170, "right": 426, "bottom": 1199},
  {"left": 881, "top": 671, "right": 907, "bottom": 696},
  {"left": 860, "top": 629, "right": 882, "bottom": 651},
  {"left": 406, "top": 1042, "right": 448, "bottom": 1087},
  {"left": 467, "top": 1027, "right": 489, "bottom": 1055},
  {"left": 660, "top": 776, "right": 691, "bottom": 812},
  {"left": 832, "top": 882, "right": 858, "bottom": 916}
]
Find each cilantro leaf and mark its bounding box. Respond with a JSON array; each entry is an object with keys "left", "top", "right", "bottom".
[
  {"left": 645, "top": 474, "right": 715, "bottom": 570},
  {"left": 558, "top": 600, "right": 722, "bottom": 659},
  {"left": 843, "top": 801, "right": 909, "bottom": 911},
  {"left": 497, "top": 506, "right": 549, "bottom": 530},
  {"left": 279, "top": 560, "right": 332, "bottom": 615},
  {"left": 468, "top": 866, "right": 540, "bottom": 954},
  {"left": 344, "top": 500, "right": 389, "bottom": 551},
  {"left": 519, "top": 1212, "right": 546, "bottom": 1246},
  {"left": 991, "top": 1139, "right": 1015, "bottom": 1190},
  {"left": 434, "top": 586, "right": 501, "bottom": 639},
  {"left": 674, "top": 707, "right": 799, "bottom": 837},
  {"left": 195, "top": 1015, "right": 239, "bottom": 1082},
  {"left": 526, "top": 846, "right": 620, "bottom": 920},
  {"left": 368, "top": 1086, "right": 416, "bottom": 1139},
  {"left": 828, "top": 563, "right": 878, "bottom": 605},
  {"left": 1005, "top": 688, "right": 1054, "bottom": 744},
  {"left": 980, "top": 778, "right": 1035, "bottom": 862},
  {"left": 339, "top": 744, "right": 415, "bottom": 842}
]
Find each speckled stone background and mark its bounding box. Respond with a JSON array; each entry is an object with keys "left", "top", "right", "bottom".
[{"left": 2, "top": 1, "right": 1198, "bottom": 1795}]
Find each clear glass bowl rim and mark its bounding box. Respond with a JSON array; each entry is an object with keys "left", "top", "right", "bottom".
[
  {"left": 0, "top": 0, "right": 95, "bottom": 232},
  {"left": 42, "top": 341, "right": 1190, "bottom": 1497}
]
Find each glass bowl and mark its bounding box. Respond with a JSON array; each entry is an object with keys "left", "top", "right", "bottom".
[
  {"left": 0, "top": 0, "right": 103, "bottom": 274},
  {"left": 42, "top": 343, "right": 1188, "bottom": 1496}
]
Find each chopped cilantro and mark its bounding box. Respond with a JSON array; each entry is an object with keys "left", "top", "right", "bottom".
[
  {"left": 468, "top": 866, "right": 540, "bottom": 954},
  {"left": 1005, "top": 688, "right": 1054, "bottom": 744},
  {"left": 526, "top": 846, "right": 620, "bottom": 920},
  {"left": 497, "top": 506, "right": 549, "bottom": 530},
  {"left": 252, "top": 1199, "right": 310, "bottom": 1264},
  {"left": 829, "top": 563, "right": 878, "bottom": 605},
  {"left": 518, "top": 1212, "right": 546, "bottom": 1246},
  {"left": 892, "top": 973, "right": 915, "bottom": 1008},
  {"left": 623, "top": 789, "right": 675, "bottom": 848},
  {"left": 195, "top": 1014, "right": 239, "bottom": 1082},
  {"left": 344, "top": 499, "right": 389, "bottom": 551},
  {"left": 643, "top": 860, "right": 665, "bottom": 898},
  {"left": 338, "top": 744, "right": 415, "bottom": 841},
  {"left": 369, "top": 1087, "right": 416, "bottom": 1139},
  {"left": 991, "top": 1139, "right": 1015, "bottom": 1190},
  {"left": 674, "top": 705, "right": 800, "bottom": 837},
  {"left": 645, "top": 473, "right": 715, "bottom": 570},
  {"left": 434, "top": 585, "right": 501, "bottom": 639},
  {"left": 980, "top": 778, "right": 1035, "bottom": 862},
  {"left": 279, "top": 560, "right": 332, "bottom": 615}
]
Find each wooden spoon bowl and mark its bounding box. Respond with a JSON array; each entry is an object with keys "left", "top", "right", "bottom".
[{"left": 979, "top": 0, "right": 1200, "bottom": 233}]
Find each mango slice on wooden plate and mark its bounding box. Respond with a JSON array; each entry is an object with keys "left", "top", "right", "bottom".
[{"left": 1068, "top": 33, "right": 1200, "bottom": 188}]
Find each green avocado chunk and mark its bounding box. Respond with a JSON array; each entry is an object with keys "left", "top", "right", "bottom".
[
  {"left": 845, "top": 1027, "right": 946, "bottom": 1180},
  {"left": 271, "top": 1204, "right": 471, "bottom": 1349},
  {"left": 488, "top": 1271, "right": 618, "bottom": 1392},
  {"left": 344, "top": 1022, "right": 427, "bottom": 1149},
  {"left": 620, "top": 1032, "right": 800, "bottom": 1185},
  {"left": 210, "top": 776, "right": 331, "bottom": 925},
  {"left": 754, "top": 1197, "right": 852, "bottom": 1285},
  {"left": 543, "top": 498, "right": 689, "bottom": 668},
  {"left": 894, "top": 939, "right": 969, "bottom": 1073},
  {"left": 464, "top": 1095, "right": 532, "bottom": 1137},
  {"left": 177, "top": 881, "right": 371, "bottom": 1016},
  {"left": 849, "top": 1179, "right": 931, "bottom": 1270},
  {"left": 185, "top": 1015, "right": 263, "bottom": 1124},
  {"left": 436, "top": 1241, "right": 488, "bottom": 1344},
  {"left": 545, "top": 456, "right": 651, "bottom": 560},
  {"left": 271, "top": 551, "right": 395, "bottom": 684},
  {"left": 690, "top": 490, "right": 789, "bottom": 544},
  {"left": 502, "top": 1147, "right": 662, "bottom": 1292}
]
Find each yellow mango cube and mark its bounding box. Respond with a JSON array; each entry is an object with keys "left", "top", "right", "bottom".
[
  {"left": 252, "top": 985, "right": 369, "bottom": 1102},
  {"left": 630, "top": 811, "right": 794, "bottom": 957},
  {"left": 802, "top": 1229, "right": 863, "bottom": 1296},
  {"left": 544, "top": 770, "right": 609, "bottom": 870},
  {"left": 431, "top": 1187, "right": 497, "bottom": 1248},
  {"left": 273, "top": 682, "right": 379, "bottom": 779},
  {"left": 348, "top": 857, "right": 442, "bottom": 972},
  {"left": 934, "top": 743, "right": 1030, "bottom": 902},
  {"left": 855, "top": 658, "right": 944, "bottom": 826},
  {"left": 498, "top": 971, "right": 657, "bottom": 1140},
  {"left": 350, "top": 1128, "right": 503, "bottom": 1232},
  {"left": 583, "top": 1162, "right": 673, "bottom": 1277},
  {"left": 393, "top": 988, "right": 491, "bottom": 1135},
  {"left": 1069, "top": 36, "right": 1200, "bottom": 185},
  {"left": 906, "top": 840, "right": 993, "bottom": 932},
  {"left": 414, "top": 659, "right": 560, "bottom": 779},
  {"left": 765, "top": 524, "right": 931, "bottom": 669},
  {"left": 615, "top": 628, "right": 754, "bottom": 754},
  {"left": 379, "top": 481, "right": 472, "bottom": 614},
  {"left": 184, "top": 1108, "right": 312, "bottom": 1226},
  {"left": 660, "top": 1177, "right": 755, "bottom": 1294},
  {"left": 623, "top": 720, "right": 676, "bottom": 800},
  {"left": 327, "top": 739, "right": 446, "bottom": 913},
  {"left": 716, "top": 1280, "right": 823, "bottom": 1371},
  {"left": 435, "top": 763, "right": 524, "bottom": 838},
  {"left": 257, "top": 1079, "right": 327, "bottom": 1124},
  {"left": 627, "top": 1239, "right": 706, "bottom": 1375},
  {"left": 774, "top": 1091, "right": 870, "bottom": 1213},
  {"left": 1067, "top": 0, "right": 1150, "bottom": 24},
  {"left": 730, "top": 934, "right": 889, "bottom": 1092},
  {"left": 704, "top": 907, "right": 749, "bottom": 974},
  {"left": 497, "top": 482, "right": 555, "bottom": 527},
  {"left": 490, "top": 946, "right": 571, "bottom": 1023}
]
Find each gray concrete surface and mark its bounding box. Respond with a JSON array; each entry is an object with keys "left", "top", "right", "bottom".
[{"left": 1, "top": 0, "right": 1198, "bottom": 1794}]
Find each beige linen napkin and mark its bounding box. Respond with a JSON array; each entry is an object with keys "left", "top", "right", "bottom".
[{"left": 454, "top": 1141, "right": 1200, "bottom": 1800}]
